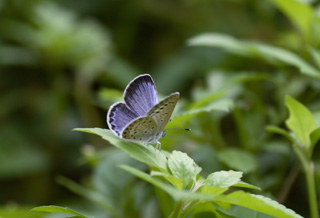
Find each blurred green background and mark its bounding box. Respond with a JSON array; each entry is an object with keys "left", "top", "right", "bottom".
[{"left": 1, "top": 0, "right": 320, "bottom": 217}]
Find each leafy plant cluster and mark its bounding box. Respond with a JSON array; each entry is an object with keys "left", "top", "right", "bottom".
[
  {"left": 1, "top": 0, "right": 320, "bottom": 218},
  {"left": 33, "top": 92, "right": 320, "bottom": 218}
]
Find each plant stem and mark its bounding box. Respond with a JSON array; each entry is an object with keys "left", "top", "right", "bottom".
[
  {"left": 277, "top": 161, "right": 300, "bottom": 203},
  {"left": 294, "top": 143, "right": 319, "bottom": 218},
  {"left": 305, "top": 162, "right": 319, "bottom": 218},
  {"left": 293, "top": 143, "right": 319, "bottom": 218},
  {"left": 168, "top": 201, "right": 183, "bottom": 218}
]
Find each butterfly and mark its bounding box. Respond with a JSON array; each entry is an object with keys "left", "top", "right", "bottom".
[{"left": 107, "top": 74, "right": 180, "bottom": 149}]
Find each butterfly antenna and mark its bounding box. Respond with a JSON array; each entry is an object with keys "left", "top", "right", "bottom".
[{"left": 165, "top": 128, "right": 191, "bottom": 131}]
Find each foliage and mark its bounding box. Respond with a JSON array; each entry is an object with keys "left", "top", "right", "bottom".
[
  {"left": 32, "top": 206, "right": 93, "bottom": 218},
  {"left": 1, "top": 0, "right": 320, "bottom": 218},
  {"left": 268, "top": 96, "right": 320, "bottom": 218},
  {"left": 35, "top": 127, "right": 302, "bottom": 218}
]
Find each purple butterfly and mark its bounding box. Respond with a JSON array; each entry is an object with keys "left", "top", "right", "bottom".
[{"left": 107, "top": 74, "right": 179, "bottom": 147}]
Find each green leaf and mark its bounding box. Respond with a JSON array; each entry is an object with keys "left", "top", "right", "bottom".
[
  {"left": 308, "top": 47, "right": 320, "bottom": 69},
  {"left": 186, "top": 202, "right": 220, "bottom": 218},
  {"left": 120, "top": 165, "right": 228, "bottom": 202},
  {"left": 205, "top": 171, "right": 242, "bottom": 188},
  {"left": 0, "top": 206, "right": 43, "bottom": 218},
  {"left": 233, "top": 181, "right": 261, "bottom": 191},
  {"left": 91, "top": 150, "right": 146, "bottom": 216},
  {"left": 98, "top": 88, "right": 123, "bottom": 100},
  {"left": 189, "top": 92, "right": 226, "bottom": 109},
  {"left": 0, "top": 45, "right": 38, "bottom": 65},
  {"left": 119, "top": 164, "right": 183, "bottom": 201},
  {"left": 31, "top": 206, "right": 93, "bottom": 218},
  {"left": 167, "top": 151, "right": 201, "bottom": 189},
  {"left": 270, "top": 0, "right": 314, "bottom": 41},
  {"left": 219, "top": 191, "right": 303, "bottom": 218},
  {"left": 231, "top": 206, "right": 284, "bottom": 218},
  {"left": 188, "top": 33, "right": 320, "bottom": 79},
  {"left": 217, "top": 148, "right": 257, "bottom": 173},
  {"left": 200, "top": 186, "right": 227, "bottom": 196},
  {"left": 73, "top": 128, "right": 168, "bottom": 170},
  {"left": 285, "top": 96, "right": 317, "bottom": 148},
  {"left": 151, "top": 170, "right": 184, "bottom": 189},
  {"left": 166, "top": 99, "right": 233, "bottom": 129}
]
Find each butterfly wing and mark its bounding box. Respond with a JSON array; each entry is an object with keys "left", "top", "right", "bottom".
[
  {"left": 107, "top": 74, "right": 179, "bottom": 144},
  {"left": 121, "top": 116, "right": 159, "bottom": 142},
  {"left": 147, "top": 92, "right": 179, "bottom": 132},
  {"left": 124, "top": 74, "right": 159, "bottom": 116},
  {"left": 107, "top": 102, "right": 138, "bottom": 136}
]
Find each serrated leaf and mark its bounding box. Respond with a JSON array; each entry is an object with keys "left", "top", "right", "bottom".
[
  {"left": 217, "top": 148, "right": 257, "bottom": 173},
  {"left": 188, "top": 33, "right": 320, "bottom": 79},
  {"left": 168, "top": 151, "right": 200, "bottom": 189},
  {"left": 73, "top": 128, "right": 168, "bottom": 170},
  {"left": 231, "top": 206, "right": 283, "bottom": 218},
  {"left": 201, "top": 179, "right": 261, "bottom": 196},
  {"left": 285, "top": 96, "right": 317, "bottom": 148},
  {"left": 200, "top": 186, "right": 227, "bottom": 196},
  {"left": 119, "top": 164, "right": 182, "bottom": 200},
  {"left": 120, "top": 165, "right": 228, "bottom": 202},
  {"left": 151, "top": 170, "right": 184, "bottom": 188},
  {"left": 31, "top": 206, "right": 93, "bottom": 218},
  {"left": 205, "top": 171, "right": 243, "bottom": 188},
  {"left": 219, "top": 191, "right": 303, "bottom": 218}
]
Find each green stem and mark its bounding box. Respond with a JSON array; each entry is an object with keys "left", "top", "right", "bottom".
[
  {"left": 293, "top": 144, "right": 319, "bottom": 218},
  {"left": 305, "top": 162, "right": 319, "bottom": 218},
  {"left": 168, "top": 201, "right": 183, "bottom": 218}
]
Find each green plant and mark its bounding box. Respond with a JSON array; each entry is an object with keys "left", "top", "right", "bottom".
[
  {"left": 32, "top": 125, "right": 304, "bottom": 218},
  {"left": 268, "top": 96, "right": 320, "bottom": 218}
]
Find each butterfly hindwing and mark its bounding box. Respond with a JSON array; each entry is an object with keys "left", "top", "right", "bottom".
[
  {"left": 147, "top": 92, "right": 179, "bottom": 132},
  {"left": 121, "top": 116, "right": 159, "bottom": 142},
  {"left": 107, "top": 102, "right": 138, "bottom": 136},
  {"left": 124, "top": 74, "right": 159, "bottom": 116}
]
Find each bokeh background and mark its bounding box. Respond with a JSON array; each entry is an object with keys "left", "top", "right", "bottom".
[{"left": 1, "top": 0, "right": 320, "bottom": 217}]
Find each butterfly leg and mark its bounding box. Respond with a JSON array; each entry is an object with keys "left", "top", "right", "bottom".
[{"left": 155, "top": 141, "right": 161, "bottom": 152}]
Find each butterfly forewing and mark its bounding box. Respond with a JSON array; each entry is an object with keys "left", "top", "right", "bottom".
[
  {"left": 121, "top": 116, "right": 159, "bottom": 142},
  {"left": 124, "top": 74, "right": 158, "bottom": 116},
  {"left": 147, "top": 92, "right": 179, "bottom": 132}
]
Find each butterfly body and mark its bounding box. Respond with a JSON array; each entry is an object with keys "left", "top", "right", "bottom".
[{"left": 107, "top": 74, "right": 179, "bottom": 146}]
